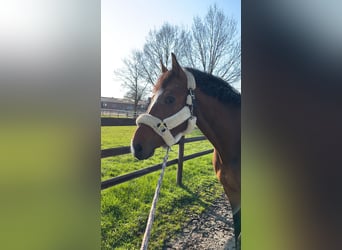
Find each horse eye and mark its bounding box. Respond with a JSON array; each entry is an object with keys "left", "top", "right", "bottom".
[{"left": 165, "top": 96, "right": 175, "bottom": 104}]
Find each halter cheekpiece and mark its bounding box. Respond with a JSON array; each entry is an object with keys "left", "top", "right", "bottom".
[{"left": 136, "top": 69, "right": 197, "bottom": 147}]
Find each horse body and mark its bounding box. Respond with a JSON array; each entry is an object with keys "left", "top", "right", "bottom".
[
  {"left": 194, "top": 89, "right": 241, "bottom": 214},
  {"left": 131, "top": 53, "right": 240, "bottom": 247}
]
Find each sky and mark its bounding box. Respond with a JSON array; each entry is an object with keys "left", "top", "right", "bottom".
[{"left": 101, "top": 0, "right": 241, "bottom": 98}]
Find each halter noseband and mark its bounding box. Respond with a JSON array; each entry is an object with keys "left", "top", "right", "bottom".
[{"left": 136, "top": 69, "right": 197, "bottom": 147}]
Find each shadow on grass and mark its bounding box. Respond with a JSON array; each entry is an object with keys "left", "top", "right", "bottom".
[{"left": 179, "top": 183, "right": 210, "bottom": 208}]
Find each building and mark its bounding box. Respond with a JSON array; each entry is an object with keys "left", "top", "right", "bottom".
[{"left": 101, "top": 97, "right": 149, "bottom": 117}]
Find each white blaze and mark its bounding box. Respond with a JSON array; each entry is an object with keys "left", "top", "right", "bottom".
[{"left": 147, "top": 89, "right": 163, "bottom": 112}]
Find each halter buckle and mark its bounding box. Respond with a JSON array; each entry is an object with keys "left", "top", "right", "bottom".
[
  {"left": 188, "top": 88, "right": 195, "bottom": 117},
  {"left": 189, "top": 88, "right": 195, "bottom": 100},
  {"left": 157, "top": 122, "right": 167, "bottom": 133}
]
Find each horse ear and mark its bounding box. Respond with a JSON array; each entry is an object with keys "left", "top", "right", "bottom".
[
  {"left": 171, "top": 53, "right": 184, "bottom": 76},
  {"left": 160, "top": 60, "right": 168, "bottom": 73}
]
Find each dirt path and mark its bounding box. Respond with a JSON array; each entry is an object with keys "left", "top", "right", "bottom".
[{"left": 164, "top": 193, "right": 236, "bottom": 250}]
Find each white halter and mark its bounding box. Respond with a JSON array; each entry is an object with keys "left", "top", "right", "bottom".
[{"left": 136, "top": 69, "right": 197, "bottom": 147}]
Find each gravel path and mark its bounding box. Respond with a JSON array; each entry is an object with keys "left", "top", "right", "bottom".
[{"left": 164, "top": 193, "right": 236, "bottom": 250}]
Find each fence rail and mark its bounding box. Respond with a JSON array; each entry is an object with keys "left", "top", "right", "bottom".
[
  {"left": 101, "top": 136, "right": 207, "bottom": 158},
  {"left": 101, "top": 146, "right": 131, "bottom": 158},
  {"left": 101, "top": 117, "right": 136, "bottom": 126},
  {"left": 101, "top": 118, "right": 213, "bottom": 190}
]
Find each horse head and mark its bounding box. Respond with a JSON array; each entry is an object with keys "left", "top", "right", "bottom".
[{"left": 131, "top": 53, "right": 196, "bottom": 160}]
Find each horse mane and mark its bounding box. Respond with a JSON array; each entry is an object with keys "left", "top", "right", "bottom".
[
  {"left": 154, "top": 67, "right": 241, "bottom": 106},
  {"left": 184, "top": 67, "right": 241, "bottom": 106}
]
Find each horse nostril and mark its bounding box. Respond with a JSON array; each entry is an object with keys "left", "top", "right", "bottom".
[{"left": 134, "top": 143, "right": 143, "bottom": 153}]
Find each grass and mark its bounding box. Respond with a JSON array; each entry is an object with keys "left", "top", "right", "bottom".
[{"left": 101, "top": 126, "right": 224, "bottom": 249}]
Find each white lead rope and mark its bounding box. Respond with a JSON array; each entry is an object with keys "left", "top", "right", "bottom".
[{"left": 140, "top": 147, "right": 171, "bottom": 250}]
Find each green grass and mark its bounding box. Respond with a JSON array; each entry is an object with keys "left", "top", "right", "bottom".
[
  {"left": 101, "top": 126, "right": 223, "bottom": 249},
  {"left": 101, "top": 126, "right": 136, "bottom": 149}
]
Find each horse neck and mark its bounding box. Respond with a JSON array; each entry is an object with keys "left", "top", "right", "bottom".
[{"left": 194, "top": 89, "right": 241, "bottom": 163}]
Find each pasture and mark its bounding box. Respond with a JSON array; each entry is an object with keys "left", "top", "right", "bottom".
[{"left": 101, "top": 126, "right": 224, "bottom": 249}]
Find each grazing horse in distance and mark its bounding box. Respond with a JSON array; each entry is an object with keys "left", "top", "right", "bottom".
[{"left": 131, "top": 53, "right": 241, "bottom": 248}]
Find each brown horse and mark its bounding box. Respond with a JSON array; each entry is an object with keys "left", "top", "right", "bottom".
[{"left": 131, "top": 53, "right": 241, "bottom": 247}]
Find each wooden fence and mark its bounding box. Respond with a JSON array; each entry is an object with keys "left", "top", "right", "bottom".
[{"left": 101, "top": 118, "right": 213, "bottom": 190}]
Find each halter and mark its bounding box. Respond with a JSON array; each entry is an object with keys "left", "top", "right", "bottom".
[{"left": 136, "top": 69, "right": 197, "bottom": 147}]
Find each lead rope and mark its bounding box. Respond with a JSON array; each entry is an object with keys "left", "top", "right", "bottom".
[{"left": 140, "top": 147, "right": 171, "bottom": 250}]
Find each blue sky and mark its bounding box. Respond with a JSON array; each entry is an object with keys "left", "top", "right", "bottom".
[{"left": 101, "top": 0, "right": 241, "bottom": 98}]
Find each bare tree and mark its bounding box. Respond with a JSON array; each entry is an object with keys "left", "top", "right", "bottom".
[
  {"left": 188, "top": 4, "right": 241, "bottom": 84},
  {"left": 114, "top": 50, "right": 149, "bottom": 117},
  {"left": 115, "top": 4, "right": 240, "bottom": 101},
  {"left": 141, "top": 23, "right": 189, "bottom": 86}
]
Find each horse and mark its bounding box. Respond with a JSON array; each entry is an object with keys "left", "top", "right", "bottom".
[{"left": 131, "top": 53, "right": 241, "bottom": 248}]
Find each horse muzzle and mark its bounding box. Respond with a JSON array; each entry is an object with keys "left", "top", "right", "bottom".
[{"left": 131, "top": 142, "right": 155, "bottom": 160}]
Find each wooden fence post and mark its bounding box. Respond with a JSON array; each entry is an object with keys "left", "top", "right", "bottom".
[{"left": 177, "top": 136, "right": 185, "bottom": 186}]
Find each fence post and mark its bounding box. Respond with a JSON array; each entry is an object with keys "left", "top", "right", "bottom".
[{"left": 177, "top": 136, "right": 185, "bottom": 186}]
